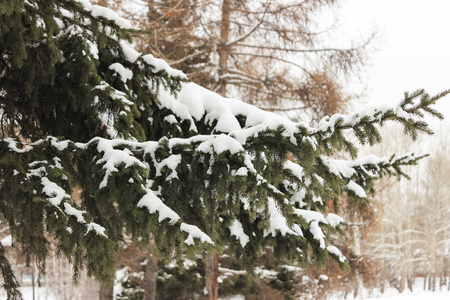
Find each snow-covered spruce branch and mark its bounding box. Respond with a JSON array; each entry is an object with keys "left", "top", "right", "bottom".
[
  {"left": 1, "top": 137, "right": 214, "bottom": 241},
  {"left": 319, "top": 152, "right": 427, "bottom": 199},
  {"left": 1, "top": 81, "right": 446, "bottom": 286},
  {"left": 314, "top": 89, "right": 449, "bottom": 150},
  {"left": 1, "top": 133, "right": 347, "bottom": 262},
  {"left": 1, "top": 123, "right": 428, "bottom": 262}
]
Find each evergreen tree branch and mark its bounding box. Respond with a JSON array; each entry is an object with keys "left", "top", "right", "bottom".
[
  {"left": 313, "top": 89, "right": 450, "bottom": 157},
  {"left": 0, "top": 244, "right": 22, "bottom": 300}
]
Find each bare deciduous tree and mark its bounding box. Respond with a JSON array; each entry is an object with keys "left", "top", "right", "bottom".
[{"left": 122, "top": 0, "right": 373, "bottom": 121}]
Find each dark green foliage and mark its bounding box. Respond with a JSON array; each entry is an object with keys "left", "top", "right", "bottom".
[{"left": 0, "top": 244, "right": 22, "bottom": 300}]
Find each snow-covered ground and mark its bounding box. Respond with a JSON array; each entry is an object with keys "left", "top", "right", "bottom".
[
  {"left": 329, "top": 278, "right": 450, "bottom": 300},
  {"left": 0, "top": 286, "right": 55, "bottom": 300},
  {"left": 366, "top": 289, "right": 450, "bottom": 300},
  {"left": 3, "top": 279, "right": 450, "bottom": 300}
]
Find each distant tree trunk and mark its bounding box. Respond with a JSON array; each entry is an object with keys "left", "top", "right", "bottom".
[
  {"left": 203, "top": 1, "right": 231, "bottom": 297},
  {"left": 205, "top": 251, "right": 219, "bottom": 300},
  {"left": 439, "top": 273, "right": 445, "bottom": 290},
  {"left": 398, "top": 276, "right": 405, "bottom": 293},
  {"left": 407, "top": 277, "right": 413, "bottom": 292},
  {"left": 216, "top": 0, "right": 231, "bottom": 96},
  {"left": 143, "top": 240, "right": 157, "bottom": 300},
  {"left": 352, "top": 213, "right": 363, "bottom": 300},
  {"left": 380, "top": 229, "right": 385, "bottom": 294},
  {"left": 430, "top": 272, "right": 436, "bottom": 292},
  {"left": 99, "top": 282, "right": 114, "bottom": 300}
]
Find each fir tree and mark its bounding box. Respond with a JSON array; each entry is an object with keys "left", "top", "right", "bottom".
[{"left": 0, "top": 1, "right": 448, "bottom": 299}]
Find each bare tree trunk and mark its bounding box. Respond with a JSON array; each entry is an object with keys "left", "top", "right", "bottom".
[
  {"left": 217, "top": 0, "right": 231, "bottom": 96},
  {"left": 143, "top": 241, "right": 157, "bottom": 300},
  {"left": 380, "top": 229, "right": 385, "bottom": 294},
  {"left": 407, "top": 277, "right": 413, "bottom": 292},
  {"left": 352, "top": 213, "right": 363, "bottom": 300},
  {"left": 203, "top": 2, "right": 231, "bottom": 297},
  {"left": 430, "top": 275, "right": 435, "bottom": 291},
  {"left": 99, "top": 282, "right": 114, "bottom": 300},
  {"left": 205, "top": 251, "right": 219, "bottom": 300}
]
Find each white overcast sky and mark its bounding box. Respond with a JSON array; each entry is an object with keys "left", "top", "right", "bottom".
[{"left": 339, "top": 0, "right": 450, "bottom": 117}]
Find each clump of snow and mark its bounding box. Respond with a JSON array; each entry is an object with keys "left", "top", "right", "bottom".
[
  {"left": 231, "top": 167, "right": 248, "bottom": 176},
  {"left": 265, "top": 198, "right": 298, "bottom": 237},
  {"left": 63, "top": 203, "right": 85, "bottom": 224},
  {"left": 326, "top": 213, "right": 345, "bottom": 228},
  {"left": 109, "top": 63, "right": 133, "bottom": 83},
  {"left": 110, "top": 89, "right": 134, "bottom": 107},
  {"left": 254, "top": 267, "right": 278, "bottom": 279},
  {"left": 180, "top": 223, "right": 213, "bottom": 245},
  {"left": 137, "top": 189, "right": 180, "bottom": 224},
  {"left": 290, "top": 189, "right": 307, "bottom": 207},
  {"left": 326, "top": 245, "right": 346, "bottom": 262},
  {"left": 163, "top": 115, "right": 178, "bottom": 124},
  {"left": 142, "top": 53, "right": 186, "bottom": 78},
  {"left": 197, "top": 134, "right": 244, "bottom": 155},
  {"left": 0, "top": 235, "right": 12, "bottom": 247},
  {"left": 86, "top": 40, "right": 99, "bottom": 60},
  {"left": 154, "top": 154, "right": 182, "bottom": 180},
  {"left": 294, "top": 209, "right": 327, "bottom": 224},
  {"left": 175, "top": 83, "right": 241, "bottom": 132},
  {"left": 319, "top": 274, "right": 329, "bottom": 281},
  {"left": 321, "top": 156, "right": 356, "bottom": 178},
  {"left": 4, "top": 138, "right": 33, "bottom": 153},
  {"left": 41, "top": 177, "right": 70, "bottom": 207},
  {"left": 87, "top": 222, "right": 107, "bottom": 237},
  {"left": 76, "top": 0, "right": 133, "bottom": 29},
  {"left": 281, "top": 265, "right": 302, "bottom": 272},
  {"left": 229, "top": 219, "right": 249, "bottom": 247},
  {"left": 347, "top": 180, "right": 367, "bottom": 198},
  {"left": 95, "top": 139, "right": 146, "bottom": 188},
  {"left": 119, "top": 41, "right": 140, "bottom": 63},
  {"left": 284, "top": 160, "right": 305, "bottom": 180},
  {"left": 309, "top": 221, "right": 326, "bottom": 249}
]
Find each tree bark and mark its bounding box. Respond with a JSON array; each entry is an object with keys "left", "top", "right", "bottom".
[
  {"left": 352, "top": 213, "right": 363, "bottom": 300},
  {"left": 143, "top": 241, "right": 157, "bottom": 300},
  {"left": 217, "top": 0, "right": 231, "bottom": 96},
  {"left": 205, "top": 251, "right": 219, "bottom": 300},
  {"left": 99, "top": 282, "right": 114, "bottom": 300},
  {"left": 203, "top": 2, "right": 231, "bottom": 297}
]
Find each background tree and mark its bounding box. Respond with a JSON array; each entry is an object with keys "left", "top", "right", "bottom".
[
  {"left": 420, "top": 131, "right": 450, "bottom": 291},
  {"left": 366, "top": 124, "right": 450, "bottom": 293},
  {"left": 119, "top": 0, "right": 372, "bottom": 121},
  {"left": 0, "top": 2, "right": 447, "bottom": 300}
]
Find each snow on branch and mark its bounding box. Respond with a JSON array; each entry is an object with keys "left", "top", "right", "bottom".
[
  {"left": 76, "top": 0, "right": 133, "bottom": 29},
  {"left": 314, "top": 89, "right": 450, "bottom": 147},
  {"left": 1, "top": 83, "right": 443, "bottom": 260}
]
